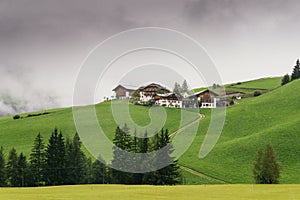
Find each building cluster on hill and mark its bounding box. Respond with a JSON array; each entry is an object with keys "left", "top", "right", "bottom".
[{"left": 112, "top": 83, "right": 224, "bottom": 108}]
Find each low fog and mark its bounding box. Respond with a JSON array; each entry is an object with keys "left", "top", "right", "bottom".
[{"left": 1, "top": 0, "right": 300, "bottom": 115}]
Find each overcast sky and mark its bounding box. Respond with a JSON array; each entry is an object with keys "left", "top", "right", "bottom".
[{"left": 1, "top": 0, "right": 300, "bottom": 115}]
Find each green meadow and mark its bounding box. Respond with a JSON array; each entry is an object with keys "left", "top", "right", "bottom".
[
  {"left": 1, "top": 77, "right": 300, "bottom": 184},
  {"left": 0, "top": 184, "right": 299, "bottom": 200}
]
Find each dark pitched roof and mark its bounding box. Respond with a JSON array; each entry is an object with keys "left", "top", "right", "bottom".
[
  {"left": 189, "top": 89, "right": 219, "bottom": 97},
  {"left": 112, "top": 84, "right": 137, "bottom": 91},
  {"left": 140, "top": 83, "right": 170, "bottom": 91}
]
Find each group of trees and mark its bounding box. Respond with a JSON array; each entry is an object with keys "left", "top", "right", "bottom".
[
  {"left": 281, "top": 59, "right": 300, "bottom": 85},
  {"left": 253, "top": 144, "right": 280, "bottom": 184},
  {"left": 0, "top": 129, "right": 94, "bottom": 187},
  {"left": 173, "top": 80, "right": 189, "bottom": 95},
  {"left": 110, "top": 125, "right": 181, "bottom": 185},
  {"left": 0, "top": 126, "right": 181, "bottom": 187}
]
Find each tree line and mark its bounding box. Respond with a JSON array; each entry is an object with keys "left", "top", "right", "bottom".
[
  {"left": 281, "top": 59, "right": 300, "bottom": 85},
  {"left": 0, "top": 125, "right": 181, "bottom": 187}
]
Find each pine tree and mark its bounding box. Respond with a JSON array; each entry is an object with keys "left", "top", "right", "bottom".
[
  {"left": 65, "top": 133, "right": 87, "bottom": 184},
  {"left": 6, "top": 147, "right": 18, "bottom": 186},
  {"left": 281, "top": 74, "right": 290, "bottom": 86},
  {"left": 147, "top": 129, "right": 181, "bottom": 185},
  {"left": 291, "top": 59, "right": 300, "bottom": 81},
  {"left": 92, "top": 156, "right": 108, "bottom": 184},
  {"left": 16, "top": 153, "right": 28, "bottom": 187},
  {"left": 253, "top": 144, "right": 280, "bottom": 184},
  {"left": 29, "top": 133, "right": 45, "bottom": 186},
  {"left": 182, "top": 80, "right": 189, "bottom": 94},
  {"left": 156, "top": 129, "right": 181, "bottom": 185},
  {"left": 0, "top": 147, "right": 6, "bottom": 186},
  {"left": 45, "top": 128, "right": 66, "bottom": 185},
  {"left": 111, "top": 125, "right": 134, "bottom": 184},
  {"left": 173, "top": 82, "right": 181, "bottom": 95},
  {"left": 261, "top": 144, "right": 280, "bottom": 184},
  {"left": 253, "top": 148, "right": 264, "bottom": 184}
]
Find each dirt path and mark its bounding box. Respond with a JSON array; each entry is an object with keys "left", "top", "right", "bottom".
[
  {"left": 168, "top": 112, "right": 227, "bottom": 184},
  {"left": 180, "top": 165, "right": 228, "bottom": 184},
  {"left": 169, "top": 113, "right": 205, "bottom": 138}
]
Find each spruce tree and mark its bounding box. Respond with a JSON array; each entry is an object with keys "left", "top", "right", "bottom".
[
  {"left": 173, "top": 82, "right": 181, "bottom": 95},
  {"left": 253, "top": 144, "right": 280, "bottom": 184},
  {"left": 16, "top": 153, "right": 28, "bottom": 187},
  {"left": 261, "top": 144, "right": 280, "bottom": 184},
  {"left": 6, "top": 147, "right": 18, "bottom": 186},
  {"left": 291, "top": 59, "right": 300, "bottom": 81},
  {"left": 29, "top": 133, "right": 45, "bottom": 186},
  {"left": 253, "top": 148, "right": 264, "bottom": 184},
  {"left": 111, "top": 125, "right": 134, "bottom": 184},
  {"left": 156, "top": 129, "right": 181, "bottom": 185},
  {"left": 281, "top": 74, "right": 290, "bottom": 86},
  {"left": 65, "top": 133, "right": 87, "bottom": 184},
  {"left": 147, "top": 129, "right": 181, "bottom": 185},
  {"left": 92, "top": 156, "right": 108, "bottom": 184},
  {"left": 0, "top": 147, "right": 6, "bottom": 186},
  {"left": 45, "top": 128, "right": 66, "bottom": 185},
  {"left": 182, "top": 80, "right": 189, "bottom": 94}
]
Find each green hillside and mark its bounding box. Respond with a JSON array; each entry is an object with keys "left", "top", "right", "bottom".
[
  {"left": 179, "top": 79, "right": 300, "bottom": 184},
  {"left": 193, "top": 77, "right": 282, "bottom": 97},
  {"left": 0, "top": 77, "right": 299, "bottom": 184}
]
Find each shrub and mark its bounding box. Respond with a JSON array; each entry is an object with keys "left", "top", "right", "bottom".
[
  {"left": 13, "top": 115, "right": 20, "bottom": 120},
  {"left": 253, "top": 91, "right": 261, "bottom": 97}
]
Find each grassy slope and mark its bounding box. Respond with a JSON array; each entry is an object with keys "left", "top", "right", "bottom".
[
  {"left": 0, "top": 184, "right": 299, "bottom": 200},
  {"left": 228, "top": 77, "right": 282, "bottom": 89},
  {"left": 0, "top": 102, "right": 198, "bottom": 156},
  {"left": 193, "top": 77, "right": 282, "bottom": 97},
  {"left": 179, "top": 79, "right": 300, "bottom": 183},
  {"left": 1, "top": 77, "right": 299, "bottom": 184}
]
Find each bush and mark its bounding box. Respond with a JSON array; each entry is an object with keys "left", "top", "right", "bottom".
[
  {"left": 13, "top": 115, "right": 20, "bottom": 120},
  {"left": 253, "top": 91, "right": 261, "bottom": 97},
  {"left": 230, "top": 99, "right": 235, "bottom": 105}
]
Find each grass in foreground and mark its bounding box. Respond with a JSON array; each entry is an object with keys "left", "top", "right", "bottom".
[{"left": 0, "top": 184, "right": 299, "bottom": 200}]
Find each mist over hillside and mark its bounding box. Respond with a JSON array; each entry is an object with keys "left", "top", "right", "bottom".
[{"left": 0, "top": 66, "right": 60, "bottom": 116}]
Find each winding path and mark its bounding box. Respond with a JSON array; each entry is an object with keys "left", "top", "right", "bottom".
[{"left": 168, "top": 112, "right": 228, "bottom": 184}]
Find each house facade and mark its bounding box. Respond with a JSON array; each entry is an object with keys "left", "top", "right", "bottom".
[
  {"left": 112, "top": 85, "right": 136, "bottom": 99},
  {"left": 112, "top": 83, "right": 220, "bottom": 109},
  {"left": 139, "top": 83, "right": 170, "bottom": 102},
  {"left": 153, "top": 93, "right": 182, "bottom": 108},
  {"left": 183, "top": 89, "right": 218, "bottom": 108}
]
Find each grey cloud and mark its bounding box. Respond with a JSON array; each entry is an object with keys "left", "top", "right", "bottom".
[
  {"left": 0, "top": 0, "right": 300, "bottom": 115},
  {"left": 0, "top": 65, "right": 60, "bottom": 116}
]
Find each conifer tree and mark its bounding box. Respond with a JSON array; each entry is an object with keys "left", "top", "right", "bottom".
[
  {"left": 253, "top": 148, "right": 264, "bottom": 184},
  {"left": 173, "top": 82, "right": 181, "bottom": 95},
  {"left": 45, "top": 128, "right": 66, "bottom": 185},
  {"left": 6, "top": 147, "right": 18, "bottom": 186},
  {"left": 253, "top": 144, "right": 280, "bottom": 184},
  {"left": 281, "top": 74, "right": 290, "bottom": 86},
  {"left": 92, "top": 156, "right": 108, "bottom": 184},
  {"left": 291, "top": 59, "right": 300, "bottom": 81},
  {"left": 65, "top": 133, "right": 87, "bottom": 184},
  {"left": 147, "top": 129, "right": 181, "bottom": 185},
  {"left": 111, "top": 125, "right": 134, "bottom": 184},
  {"left": 0, "top": 147, "right": 6, "bottom": 186},
  {"left": 182, "top": 80, "right": 189, "bottom": 94},
  {"left": 16, "top": 153, "right": 28, "bottom": 187},
  {"left": 29, "top": 133, "right": 45, "bottom": 186}
]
